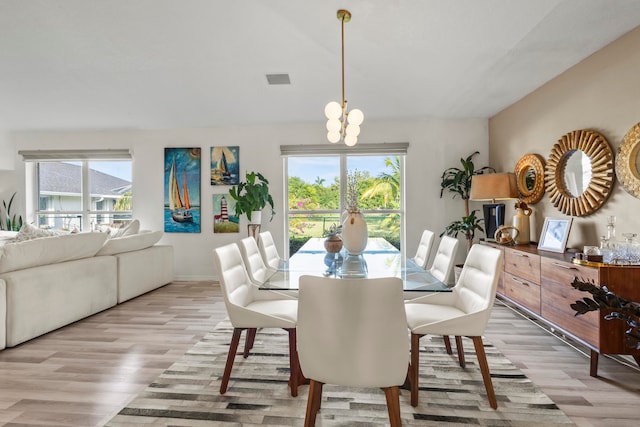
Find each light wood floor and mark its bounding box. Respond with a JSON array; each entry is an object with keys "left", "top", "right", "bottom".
[{"left": 0, "top": 281, "right": 638, "bottom": 426}]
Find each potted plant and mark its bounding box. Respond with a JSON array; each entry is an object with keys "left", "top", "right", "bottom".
[
  {"left": 1, "top": 192, "right": 23, "bottom": 231},
  {"left": 323, "top": 223, "right": 343, "bottom": 253},
  {"left": 228, "top": 171, "right": 275, "bottom": 224},
  {"left": 440, "top": 151, "right": 494, "bottom": 250}
]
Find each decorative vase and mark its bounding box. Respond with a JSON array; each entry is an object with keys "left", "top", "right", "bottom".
[
  {"left": 341, "top": 210, "right": 368, "bottom": 255},
  {"left": 512, "top": 206, "right": 532, "bottom": 245},
  {"left": 324, "top": 235, "right": 343, "bottom": 253}
]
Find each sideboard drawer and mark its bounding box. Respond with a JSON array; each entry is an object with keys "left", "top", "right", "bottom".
[
  {"left": 541, "top": 257, "right": 599, "bottom": 347},
  {"left": 504, "top": 271, "right": 540, "bottom": 314},
  {"left": 540, "top": 257, "right": 598, "bottom": 287},
  {"left": 505, "top": 247, "right": 540, "bottom": 284}
]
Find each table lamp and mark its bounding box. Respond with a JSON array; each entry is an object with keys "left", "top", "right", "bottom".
[{"left": 470, "top": 172, "right": 518, "bottom": 241}]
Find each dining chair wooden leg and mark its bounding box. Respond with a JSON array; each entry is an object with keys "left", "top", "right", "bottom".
[
  {"left": 410, "top": 332, "right": 422, "bottom": 407},
  {"left": 471, "top": 336, "right": 497, "bottom": 409},
  {"left": 383, "top": 386, "right": 402, "bottom": 427},
  {"left": 455, "top": 335, "right": 465, "bottom": 367},
  {"left": 304, "top": 379, "right": 324, "bottom": 427},
  {"left": 220, "top": 328, "right": 243, "bottom": 394},
  {"left": 287, "top": 328, "right": 301, "bottom": 397},
  {"left": 443, "top": 335, "right": 453, "bottom": 354},
  {"left": 243, "top": 328, "right": 257, "bottom": 358}
]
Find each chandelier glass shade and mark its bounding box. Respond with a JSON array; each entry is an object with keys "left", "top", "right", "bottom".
[{"left": 325, "top": 9, "right": 364, "bottom": 147}]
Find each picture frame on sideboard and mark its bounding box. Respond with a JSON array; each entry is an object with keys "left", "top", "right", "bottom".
[{"left": 537, "top": 217, "right": 573, "bottom": 253}]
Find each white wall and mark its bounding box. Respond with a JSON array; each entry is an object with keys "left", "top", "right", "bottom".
[
  {"left": 7, "top": 118, "right": 487, "bottom": 279},
  {"left": 489, "top": 26, "right": 640, "bottom": 250}
]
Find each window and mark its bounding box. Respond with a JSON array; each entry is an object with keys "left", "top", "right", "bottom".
[
  {"left": 21, "top": 150, "right": 132, "bottom": 231},
  {"left": 282, "top": 143, "right": 406, "bottom": 257}
]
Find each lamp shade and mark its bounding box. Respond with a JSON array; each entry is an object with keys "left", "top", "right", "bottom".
[{"left": 470, "top": 172, "right": 518, "bottom": 201}]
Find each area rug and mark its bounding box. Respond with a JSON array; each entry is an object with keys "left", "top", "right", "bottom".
[{"left": 106, "top": 321, "right": 574, "bottom": 426}]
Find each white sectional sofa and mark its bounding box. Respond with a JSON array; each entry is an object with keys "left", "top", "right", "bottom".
[{"left": 0, "top": 226, "right": 173, "bottom": 350}]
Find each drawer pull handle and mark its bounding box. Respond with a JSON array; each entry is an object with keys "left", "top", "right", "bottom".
[
  {"left": 553, "top": 262, "right": 577, "bottom": 270},
  {"left": 513, "top": 278, "right": 530, "bottom": 287},
  {"left": 515, "top": 253, "right": 529, "bottom": 258}
]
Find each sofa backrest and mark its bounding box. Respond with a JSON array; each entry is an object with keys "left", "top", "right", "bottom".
[{"left": 0, "top": 232, "right": 108, "bottom": 274}]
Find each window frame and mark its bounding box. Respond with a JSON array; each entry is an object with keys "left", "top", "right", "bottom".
[
  {"left": 21, "top": 150, "right": 132, "bottom": 232},
  {"left": 282, "top": 143, "right": 407, "bottom": 258}
]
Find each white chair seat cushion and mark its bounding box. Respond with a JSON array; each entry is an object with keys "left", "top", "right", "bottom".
[
  {"left": 405, "top": 302, "right": 464, "bottom": 331},
  {"left": 405, "top": 302, "right": 489, "bottom": 337},
  {"left": 229, "top": 299, "right": 297, "bottom": 329}
]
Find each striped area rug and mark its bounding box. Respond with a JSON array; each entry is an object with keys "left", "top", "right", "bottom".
[{"left": 107, "top": 320, "right": 574, "bottom": 426}]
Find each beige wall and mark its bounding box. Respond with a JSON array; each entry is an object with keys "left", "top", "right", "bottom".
[{"left": 489, "top": 25, "right": 640, "bottom": 251}]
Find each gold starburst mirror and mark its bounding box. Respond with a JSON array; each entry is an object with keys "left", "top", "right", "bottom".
[
  {"left": 544, "top": 129, "right": 614, "bottom": 216},
  {"left": 514, "top": 153, "right": 545, "bottom": 204},
  {"left": 615, "top": 122, "right": 640, "bottom": 199}
]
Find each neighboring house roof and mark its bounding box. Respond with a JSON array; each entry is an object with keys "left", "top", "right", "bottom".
[{"left": 39, "top": 162, "right": 131, "bottom": 197}]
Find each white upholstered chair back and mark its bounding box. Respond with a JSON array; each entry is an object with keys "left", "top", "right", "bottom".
[
  {"left": 429, "top": 235, "right": 460, "bottom": 286},
  {"left": 452, "top": 244, "right": 503, "bottom": 333},
  {"left": 257, "top": 231, "right": 282, "bottom": 269},
  {"left": 239, "top": 236, "right": 273, "bottom": 284},
  {"left": 297, "top": 275, "right": 409, "bottom": 388},
  {"left": 213, "top": 243, "right": 256, "bottom": 325},
  {"left": 412, "top": 229, "right": 435, "bottom": 269}
]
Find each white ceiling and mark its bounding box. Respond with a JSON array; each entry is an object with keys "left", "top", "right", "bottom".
[{"left": 1, "top": 0, "right": 640, "bottom": 131}]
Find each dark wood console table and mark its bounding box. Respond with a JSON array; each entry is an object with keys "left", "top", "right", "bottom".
[{"left": 483, "top": 242, "right": 640, "bottom": 376}]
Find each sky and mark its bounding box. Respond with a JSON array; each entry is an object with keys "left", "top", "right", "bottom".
[
  {"left": 288, "top": 156, "right": 391, "bottom": 184},
  {"left": 91, "top": 161, "right": 132, "bottom": 181}
]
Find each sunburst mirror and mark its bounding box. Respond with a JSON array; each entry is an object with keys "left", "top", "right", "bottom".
[
  {"left": 514, "top": 153, "right": 545, "bottom": 204},
  {"left": 616, "top": 122, "right": 640, "bottom": 199},
  {"left": 544, "top": 129, "right": 614, "bottom": 217}
]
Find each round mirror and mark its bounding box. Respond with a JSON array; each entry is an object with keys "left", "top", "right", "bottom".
[
  {"left": 616, "top": 122, "right": 640, "bottom": 199},
  {"left": 545, "top": 129, "right": 614, "bottom": 217},
  {"left": 514, "top": 153, "right": 545, "bottom": 204},
  {"left": 563, "top": 150, "right": 592, "bottom": 197}
]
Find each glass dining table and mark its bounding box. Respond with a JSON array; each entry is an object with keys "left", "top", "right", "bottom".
[{"left": 259, "top": 237, "right": 451, "bottom": 293}]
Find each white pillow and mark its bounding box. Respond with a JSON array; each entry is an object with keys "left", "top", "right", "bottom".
[
  {"left": 13, "top": 223, "right": 59, "bottom": 242},
  {"left": 0, "top": 232, "right": 108, "bottom": 273},
  {"left": 96, "top": 230, "right": 163, "bottom": 256},
  {"left": 111, "top": 219, "right": 140, "bottom": 238}
]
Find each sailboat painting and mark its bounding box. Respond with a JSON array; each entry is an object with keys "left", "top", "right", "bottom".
[
  {"left": 164, "top": 148, "right": 201, "bottom": 233},
  {"left": 210, "top": 146, "right": 239, "bottom": 185}
]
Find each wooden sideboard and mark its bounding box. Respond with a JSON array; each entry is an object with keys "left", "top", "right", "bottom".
[{"left": 483, "top": 241, "right": 640, "bottom": 376}]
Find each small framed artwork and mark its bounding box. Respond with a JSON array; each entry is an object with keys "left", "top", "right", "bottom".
[
  {"left": 211, "top": 146, "right": 239, "bottom": 185},
  {"left": 538, "top": 217, "right": 573, "bottom": 253},
  {"left": 213, "top": 194, "right": 239, "bottom": 233}
]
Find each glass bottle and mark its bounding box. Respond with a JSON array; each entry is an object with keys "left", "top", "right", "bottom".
[{"left": 607, "top": 215, "right": 616, "bottom": 242}]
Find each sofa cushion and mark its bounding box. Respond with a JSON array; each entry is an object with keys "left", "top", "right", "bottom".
[
  {"left": 13, "top": 223, "right": 59, "bottom": 242},
  {"left": 111, "top": 219, "right": 140, "bottom": 238},
  {"left": 96, "top": 230, "right": 163, "bottom": 256},
  {"left": 0, "top": 232, "right": 108, "bottom": 274}
]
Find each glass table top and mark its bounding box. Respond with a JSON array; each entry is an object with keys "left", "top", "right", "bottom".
[{"left": 259, "top": 237, "right": 451, "bottom": 292}]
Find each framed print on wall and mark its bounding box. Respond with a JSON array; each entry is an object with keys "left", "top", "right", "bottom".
[
  {"left": 213, "top": 194, "right": 239, "bottom": 233},
  {"left": 211, "top": 146, "right": 239, "bottom": 185},
  {"left": 537, "top": 217, "right": 572, "bottom": 253},
  {"left": 164, "top": 147, "right": 201, "bottom": 233}
]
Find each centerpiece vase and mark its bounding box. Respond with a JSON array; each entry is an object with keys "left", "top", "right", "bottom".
[{"left": 341, "top": 210, "right": 368, "bottom": 255}]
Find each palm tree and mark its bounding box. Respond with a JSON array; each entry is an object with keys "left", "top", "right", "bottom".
[{"left": 362, "top": 156, "right": 400, "bottom": 208}]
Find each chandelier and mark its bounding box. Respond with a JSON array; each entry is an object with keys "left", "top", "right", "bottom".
[{"left": 324, "top": 9, "right": 364, "bottom": 146}]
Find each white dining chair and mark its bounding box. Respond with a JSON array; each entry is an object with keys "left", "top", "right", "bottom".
[
  {"left": 239, "top": 236, "right": 276, "bottom": 285},
  {"left": 428, "top": 235, "right": 462, "bottom": 359},
  {"left": 412, "top": 229, "right": 435, "bottom": 270},
  {"left": 212, "top": 243, "right": 302, "bottom": 397},
  {"left": 297, "top": 275, "right": 409, "bottom": 427},
  {"left": 257, "top": 231, "right": 284, "bottom": 270},
  {"left": 405, "top": 243, "right": 503, "bottom": 408}
]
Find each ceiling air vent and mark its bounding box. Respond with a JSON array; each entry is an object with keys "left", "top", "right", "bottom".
[{"left": 266, "top": 74, "right": 291, "bottom": 85}]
